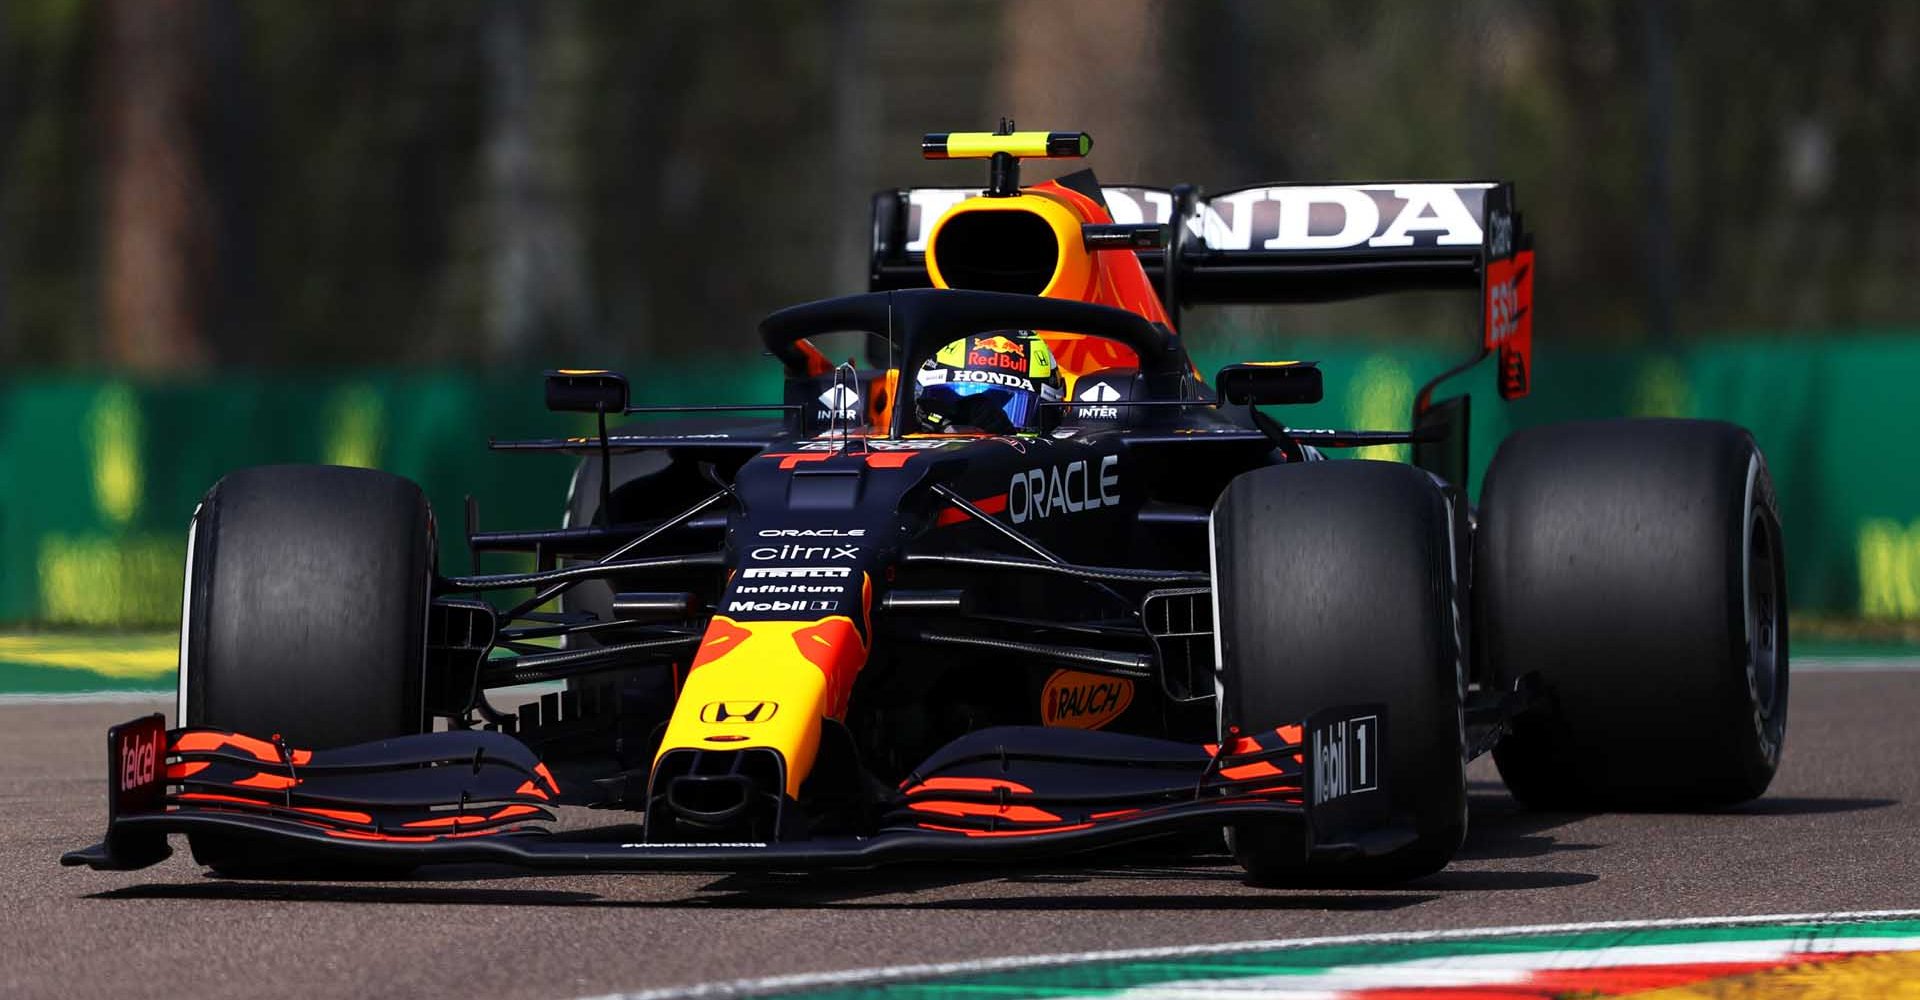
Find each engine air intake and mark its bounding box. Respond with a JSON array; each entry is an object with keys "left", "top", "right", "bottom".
[{"left": 928, "top": 211, "right": 1060, "bottom": 295}]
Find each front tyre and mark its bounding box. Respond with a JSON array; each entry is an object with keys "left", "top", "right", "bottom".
[
  {"left": 1212, "top": 461, "right": 1467, "bottom": 884},
  {"left": 179, "top": 464, "right": 435, "bottom": 871}
]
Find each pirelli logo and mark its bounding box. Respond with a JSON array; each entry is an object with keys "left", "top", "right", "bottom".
[
  {"left": 741, "top": 566, "right": 852, "bottom": 580},
  {"left": 699, "top": 701, "right": 779, "bottom": 724}
]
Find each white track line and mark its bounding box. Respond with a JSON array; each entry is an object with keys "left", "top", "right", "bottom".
[
  {"left": 1101, "top": 933, "right": 1920, "bottom": 998},
  {"left": 0, "top": 691, "right": 169, "bottom": 706},
  {"left": 582, "top": 909, "right": 1920, "bottom": 1000},
  {"left": 0, "top": 682, "right": 570, "bottom": 707},
  {"left": 1795, "top": 656, "right": 1920, "bottom": 673}
]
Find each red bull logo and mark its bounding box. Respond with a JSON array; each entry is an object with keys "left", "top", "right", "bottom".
[
  {"left": 974, "top": 335, "right": 1025, "bottom": 356},
  {"left": 968, "top": 350, "right": 1028, "bottom": 371}
]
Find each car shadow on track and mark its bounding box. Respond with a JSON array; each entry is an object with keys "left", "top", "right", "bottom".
[
  {"left": 1451, "top": 781, "right": 1896, "bottom": 864},
  {"left": 88, "top": 786, "right": 1894, "bottom": 911},
  {"left": 1716, "top": 796, "right": 1898, "bottom": 816},
  {"left": 1452, "top": 785, "right": 1604, "bottom": 862},
  {"left": 90, "top": 883, "right": 609, "bottom": 907},
  {"left": 89, "top": 839, "right": 1589, "bottom": 911},
  {"left": 1398, "top": 869, "right": 1596, "bottom": 891},
  {"left": 84, "top": 792, "right": 1616, "bottom": 909},
  {"left": 90, "top": 876, "right": 1444, "bottom": 911}
]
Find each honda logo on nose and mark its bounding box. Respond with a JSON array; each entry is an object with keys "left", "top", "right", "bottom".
[{"left": 699, "top": 701, "right": 779, "bottom": 724}]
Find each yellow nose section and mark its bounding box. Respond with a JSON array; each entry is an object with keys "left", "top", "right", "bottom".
[{"left": 655, "top": 614, "right": 869, "bottom": 797}]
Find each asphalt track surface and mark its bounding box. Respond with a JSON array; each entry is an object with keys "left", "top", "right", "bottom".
[{"left": 9, "top": 668, "right": 1919, "bottom": 999}]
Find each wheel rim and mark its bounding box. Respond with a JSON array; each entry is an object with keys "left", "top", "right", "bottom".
[{"left": 1745, "top": 507, "right": 1782, "bottom": 719}]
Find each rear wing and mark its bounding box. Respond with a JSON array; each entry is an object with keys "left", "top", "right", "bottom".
[{"left": 871, "top": 181, "right": 1534, "bottom": 399}]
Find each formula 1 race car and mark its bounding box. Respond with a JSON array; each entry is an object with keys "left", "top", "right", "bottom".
[{"left": 67, "top": 126, "right": 1788, "bottom": 884}]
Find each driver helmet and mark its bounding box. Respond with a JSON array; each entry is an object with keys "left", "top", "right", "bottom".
[{"left": 913, "top": 331, "right": 1065, "bottom": 434}]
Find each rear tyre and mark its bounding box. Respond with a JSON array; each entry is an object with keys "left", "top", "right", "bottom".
[
  {"left": 179, "top": 464, "right": 435, "bottom": 872},
  {"left": 1479, "top": 419, "right": 1787, "bottom": 810},
  {"left": 1212, "top": 461, "right": 1466, "bottom": 884}
]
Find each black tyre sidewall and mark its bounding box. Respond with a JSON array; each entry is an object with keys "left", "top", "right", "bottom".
[
  {"left": 183, "top": 464, "right": 433, "bottom": 747},
  {"left": 1213, "top": 460, "right": 1466, "bottom": 883},
  {"left": 1480, "top": 419, "right": 1787, "bottom": 809},
  {"left": 182, "top": 465, "right": 434, "bottom": 874}
]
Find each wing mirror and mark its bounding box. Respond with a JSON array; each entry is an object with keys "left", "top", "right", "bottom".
[
  {"left": 544, "top": 370, "right": 629, "bottom": 413},
  {"left": 1213, "top": 362, "right": 1323, "bottom": 406},
  {"left": 1081, "top": 223, "right": 1167, "bottom": 251}
]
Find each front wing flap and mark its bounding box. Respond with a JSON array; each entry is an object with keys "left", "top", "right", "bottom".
[{"left": 64, "top": 707, "right": 1402, "bottom": 873}]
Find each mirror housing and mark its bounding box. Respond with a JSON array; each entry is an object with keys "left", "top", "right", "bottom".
[
  {"left": 1214, "top": 362, "right": 1323, "bottom": 406},
  {"left": 1081, "top": 223, "right": 1167, "bottom": 251},
  {"left": 545, "top": 370, "right": 629, "bottom": 413}
]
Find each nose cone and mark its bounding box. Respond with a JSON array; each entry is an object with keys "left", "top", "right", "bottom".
[
  {"left": 649, "top": 745, "right": 791, "bottom": 841},
  {"left": 666, "top": 773, "right": 755, "bottom": 825},
  {"left": 653, "top": 612, "right": 870, "bottom": 799}
]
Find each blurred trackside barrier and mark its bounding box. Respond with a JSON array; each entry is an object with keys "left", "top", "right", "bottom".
[{"left": 2, "top": 335, "right": 1918, "bottom": 628}]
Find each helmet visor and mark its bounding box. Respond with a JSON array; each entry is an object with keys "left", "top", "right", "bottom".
[{"left": 918, "top": 381, "right": 1039, "bottom": 434}]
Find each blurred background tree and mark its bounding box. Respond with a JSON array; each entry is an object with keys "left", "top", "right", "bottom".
[{"left": 1, "top": 0, "right": 1915, "bottom": 370}]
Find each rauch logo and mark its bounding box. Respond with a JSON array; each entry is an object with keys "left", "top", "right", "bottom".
[{"left": 1040, "top": 669, "right": 1134, "bottom": 731}]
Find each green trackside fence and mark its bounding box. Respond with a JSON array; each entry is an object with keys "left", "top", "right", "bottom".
[{"left": 3, "top": 336, "right": 1919, "bottom": 635}]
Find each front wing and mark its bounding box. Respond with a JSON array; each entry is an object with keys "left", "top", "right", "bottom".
[{"left": 64, "top": 707, "right": 1405, "bottom": 874}]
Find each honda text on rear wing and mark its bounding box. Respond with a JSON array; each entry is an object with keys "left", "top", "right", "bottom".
[{"left": 871, "top": 176, "right": 1534, "bottom": 401}]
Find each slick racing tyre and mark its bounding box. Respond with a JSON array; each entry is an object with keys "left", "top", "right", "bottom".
[
  {"left": 1212, "top": 460, "right": 1467, "bottom": 884},
  {"left": 1478, "top": 419, "right": 1787, "bottom": 810},
  {"left": 179, "top": 465, "right": 435, "bottom": 872}
]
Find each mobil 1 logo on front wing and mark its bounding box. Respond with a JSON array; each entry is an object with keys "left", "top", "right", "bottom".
[{"left": 1303, "top": 705, "right": 1388, "bottom": 842}]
